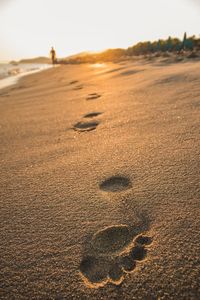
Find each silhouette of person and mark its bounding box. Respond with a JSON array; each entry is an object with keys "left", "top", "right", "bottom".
[{"left": 50, "top": 47, "right": 56, "bottom": 64}]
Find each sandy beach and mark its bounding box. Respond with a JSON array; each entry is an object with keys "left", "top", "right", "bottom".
[{"left": 0, "top": 58, "right": 200, "bottom": 299}]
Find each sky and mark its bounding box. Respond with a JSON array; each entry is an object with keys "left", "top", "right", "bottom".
[{"left": 0, "top": 0, "right": 199, "bottom": 61}]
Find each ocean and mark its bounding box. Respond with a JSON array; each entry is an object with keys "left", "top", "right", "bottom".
[{"left": 0, "top": 63, "right": 52, "bottom": 90}]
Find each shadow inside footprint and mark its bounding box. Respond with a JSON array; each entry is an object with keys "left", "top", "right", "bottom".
[
  {"left": 108, "top": 262, "right": 124, "bottom": 284},
  {"left": 130, "top": 246, "right": 147, "bottom": 261},
  {"left": 80, "top": 256, "right": 109, "bottom": 284},
  {"left": 83, "top": 112, "right": 102, "bottom": 118},
  {"left": 69, "top": 80, "right": 79, "bottom": 85},
  {"left": 92, "top": 225, "right": 131, "bottom": 254},
  {"left": 135, "top": 235, "right": 153, "bottom": 246},
  {"left": 119, "top": 254, "right": 136, "bottom": 273},
  {"left": 73, "top": 121, "right": 99, "bottom": 132},
  {"left": 99, "top": 176, "right": 132, "bottom": 192},
  {"left": 86, "top": 93, "right": 101, "bottom": 100}
]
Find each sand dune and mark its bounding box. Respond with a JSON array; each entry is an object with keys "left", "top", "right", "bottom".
[{"left": 0, "top": 58, "right": 200, "bottom": 299}]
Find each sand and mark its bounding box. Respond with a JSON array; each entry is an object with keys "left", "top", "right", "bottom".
[{"left": 0, "top": 57, "right": 200, "bottom": 299}]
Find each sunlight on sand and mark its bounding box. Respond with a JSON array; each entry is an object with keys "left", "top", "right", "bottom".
[{"left": 91, "top": 63, "right": 107, "bottom": 68}]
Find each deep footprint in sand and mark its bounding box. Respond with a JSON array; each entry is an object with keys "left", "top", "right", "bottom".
[
  {"left": 79, "top": 225, "right": 153, "bottom": 288},
  {"left": 86, "top": 93, "right": 101, "bottom": 100},
  {"left": 99, "top": 176, "right": 132, "bottom": 192},
  {"left": 73, "top": 120, "right": 99, "bottom": 132},
  {"left": 80, "top": 256, "right": 110, "bottom": 285},
  {"left": 92, "top": 225, "right": 132, "bottom": 254},
  {"left": 83, "top": 112, "right": 102, "bottom": 118}
]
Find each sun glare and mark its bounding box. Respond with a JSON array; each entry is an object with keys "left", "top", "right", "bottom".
[
  {"left": 0, "top": 0, "right": 199, "bottom": 60},
  {"left": 91, "top": 63, "right": 107, "bottom": 68}
]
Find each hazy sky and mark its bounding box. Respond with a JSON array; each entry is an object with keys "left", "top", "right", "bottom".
[{"left": 0, "top": 0, "right": 199, "bottom": 61}]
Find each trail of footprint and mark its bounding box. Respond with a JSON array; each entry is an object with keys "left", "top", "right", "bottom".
[
  {"left": 99, "top": 176, "right": 132, "bottom": 192},
  {"left": 86, "top": 93, "right": 101, "bottom": 100},
  {"left": 73, "top": 121, "right": 99, "bottom": 132},
  {"left": 83, "top": 112, "right": 102, "bottom": 118},
  {"left": 79, "top": 225, "right": 153, "bottom": 288}
]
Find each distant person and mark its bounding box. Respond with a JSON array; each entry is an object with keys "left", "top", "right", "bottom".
[{"left": 50, "top": 47, "right": 56, "bottom": 64}]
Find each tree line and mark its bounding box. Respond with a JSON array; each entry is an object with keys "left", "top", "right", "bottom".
[
  {"left": 61, "top": 33, "right": 200, "bottom": 64},
  {"left": 127, "top": 33, "right": 199, "bottom": 56}
]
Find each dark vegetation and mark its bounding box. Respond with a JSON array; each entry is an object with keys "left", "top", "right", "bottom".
[{"left": 59, "top": 33, "right": 200, "bottom": 64}]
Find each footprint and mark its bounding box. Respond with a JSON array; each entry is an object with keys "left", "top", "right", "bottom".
[
  {"left": 69, "top": 80, "right": 79, "bottom": 85},
  {"left": 119, "top": 69, "right": 143, "bottom": 77},
  {"left": 73, "top": 121, "right": 99, "bottom": 132},
  {"left": 108, "top": 261, "right": 124, "bottom": 284},
  {"left": 134, "top": 235, "right": 153, "bottom": 246},
  {"left": 99, "top": 176, "right": 132, "bottom": 192},
  {"left": 91, "top": 225, "right": 131, "bottom": 254},
  {"left": 118, "top": 254, "right": 136, "bottom": 273},
  {"left": 79, "top": 225, "right": 153, "bottom": 288},
  {"left": 83, "top": 112, "right": 102, "bottom": 118},
  {"left": 80, "top": 256, "right": 109, "bottom": 285},
  {"left": 73, "top": 85, "right": 83, "bottom": 90},
  {"left": 86, "top": 93, "right": 101, "bottom": 100},
  {"left": 130, "top": 245, "right": 147, "bottom": 261}
]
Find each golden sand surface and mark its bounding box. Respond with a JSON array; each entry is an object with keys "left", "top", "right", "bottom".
[{"left": 0, "top": 58, "right": 200, "bottom": 299}]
